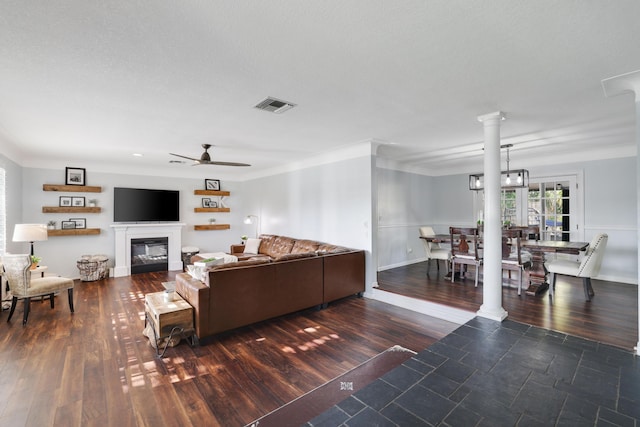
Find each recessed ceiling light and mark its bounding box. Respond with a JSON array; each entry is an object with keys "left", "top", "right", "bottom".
[{"left": 133, "top": 153, "right": 143, "bottom": 157}]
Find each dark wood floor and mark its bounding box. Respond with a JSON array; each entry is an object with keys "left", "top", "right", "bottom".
[
  {"left": 0, "top": 271, "right": 458, "bottom": 427},
  {"left": 376, "top": 261, "right": 639, "bottom": 351}
]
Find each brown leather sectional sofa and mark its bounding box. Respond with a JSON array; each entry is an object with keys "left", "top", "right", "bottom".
[{"left": 175, "top": 234, "right": 365, "bottom": 340}]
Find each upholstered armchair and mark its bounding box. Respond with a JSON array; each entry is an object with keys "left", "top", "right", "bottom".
[
  {"left": 419, "top": 226, "right": 451, "bottom": 274},
  {"left": 1, "top": 254, "right": 75, "bottom": 325},
  {"left": 545, "top": 233, "right": 608, "bottom": 301}
]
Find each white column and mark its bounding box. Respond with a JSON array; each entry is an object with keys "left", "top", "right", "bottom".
[
  {"left": 602, "top": 69, "right": 640, "bottom": 355},
  {"left": 476, "top": 111, "right": 508, "bottom": 321}
]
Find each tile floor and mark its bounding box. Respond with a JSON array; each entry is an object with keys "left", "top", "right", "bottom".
[{"left": 307, "top": 318, "right": 640, "bottom": 426}]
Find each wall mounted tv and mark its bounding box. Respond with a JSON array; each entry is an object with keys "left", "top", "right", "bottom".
[{"left": 113, "top": 187, "right": 180, "bottom": 222}]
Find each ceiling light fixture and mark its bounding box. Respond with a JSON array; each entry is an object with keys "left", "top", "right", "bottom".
[{"left": 469, "top": 144, "right": 529, "bottom": 191}]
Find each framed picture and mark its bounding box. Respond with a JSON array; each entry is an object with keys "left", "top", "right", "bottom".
[
  {"left": 210, "top": 200, "right": 218, "bottom": 208},
  {"left": 72, "top": 196, "right": 85, "bottom": 207},
  {"left": 65, "top": 167, "right": 86, "bottom": 186},
  {"left": 202, "top": 198, "right": 211, "bottom": 208},
  {"left": 59, "top": 196, "right": 72, "bottom": 207},
  {"left": 205, "top": 179, "right": 220, "bottom": 191},
  {"left": 69, "top": 218, "right": 86, "bottom": 229},
  {"left": 61, "top": 221, "right": 76, "bottom": 230}
]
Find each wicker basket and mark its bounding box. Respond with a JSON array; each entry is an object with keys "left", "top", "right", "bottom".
[{"left": 77, "top": 255, "right": 109, "bottom": 281}]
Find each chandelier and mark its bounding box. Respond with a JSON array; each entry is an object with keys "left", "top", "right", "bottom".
[{"left": 469, "top": 144, "right": 529, "bottom": 191}]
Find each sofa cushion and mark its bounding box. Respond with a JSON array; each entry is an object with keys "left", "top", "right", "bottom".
[
  {"left": 316, "top": 243, "right": 350, "bottom": 254},
  {"left": 243, "top": 238, "right": 261, "bottom": 254},
  {"left": 291, "top": 239, "right": 321, "bottom": 254},
  {"left": 274, "top": 252, "right": 318, "bottom": 262},
  {"left": 259, "top": 235, "right": 296, "bottom": 258},
  {"left": 211, "top": 258, "right": 271, "bottom": 270}
]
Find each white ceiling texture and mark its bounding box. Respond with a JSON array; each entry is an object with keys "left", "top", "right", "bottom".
[{"left": 0, "top": 1, "right": 639, "bottom": 180}]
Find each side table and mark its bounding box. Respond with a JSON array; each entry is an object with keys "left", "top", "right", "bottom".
[{"left": 144, "top": 291, "right": 197, "bottom": 357}]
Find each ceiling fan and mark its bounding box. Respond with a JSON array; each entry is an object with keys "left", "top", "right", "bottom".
[{"left": 170, "top": 144, "right": 251, "bottom": 167}]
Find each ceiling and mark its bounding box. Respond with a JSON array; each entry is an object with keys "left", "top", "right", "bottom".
[{"left": 0, "top": 1, "right": 639, "bottom": 181}]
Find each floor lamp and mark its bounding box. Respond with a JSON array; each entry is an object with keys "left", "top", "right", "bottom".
[
  {"left": 12, "top": 224, "right": 48, "bottom": 256},
  {"left": 243, "top": 215, "right": 260, "bottom": 238}
]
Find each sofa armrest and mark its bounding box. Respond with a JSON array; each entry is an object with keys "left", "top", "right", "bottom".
[
  {"left": 175, "top": 273, "right": 211, "bottom": 339},
  {"left": 230, "top": 244, "right": 245, "bottom": 255},
  {"left": 323, "top": 250, "right": 365, "bottom": 303}
]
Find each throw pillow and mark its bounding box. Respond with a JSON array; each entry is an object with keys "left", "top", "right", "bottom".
[{"left": 244, "top": 238, "right": 261, "bottom": 254}]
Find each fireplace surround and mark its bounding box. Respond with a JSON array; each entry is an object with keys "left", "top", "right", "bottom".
[{"left": 111, "top": 223, "right": 185, "bottom": 277}]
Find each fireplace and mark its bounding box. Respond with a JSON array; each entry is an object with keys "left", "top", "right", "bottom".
[
  {"left": 131, "top": 237, "right": 168, "bottom": 274},
  {"left": 111, "top": 223, "right": 185, "bottom": 277}
]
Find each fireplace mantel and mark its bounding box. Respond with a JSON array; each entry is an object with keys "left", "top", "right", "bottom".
[{"left": 111, "top": 223, "right": 185, "bottom": 277}]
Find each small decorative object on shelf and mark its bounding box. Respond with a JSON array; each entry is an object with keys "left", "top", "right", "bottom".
[
  {"left": 72, "top": 196, "right": 85, "bottom": 207},
  {"left": 241, "top": 235, "right": 248, "bottom": 245},
  {"left": 205, "top": 178, "right": 220, "bottom": 191},
  {"left": 209, "top": 218, "right": 216, "bottom": 224},
  {"left": 47, "top": 220, "right": 56, "bottom": 230},
  {"left": 61, "top": 221, "right": 76, "bottom": 230},
  {"left": 202, "top": 198, "right": 211, "bottom": 208},
  {"left": 88, "top": 199, "right": 98, "bottom": 207},
  {"left": 30, "top": 255, "right": 41, "bottom": 270},
  {"left": 65, "top": 167, "right": 86, "bottom": 186}
]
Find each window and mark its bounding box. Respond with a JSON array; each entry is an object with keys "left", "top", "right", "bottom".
[
  {"left": 0, "top": 168, "right": 5, "bottom": 255},
  {"left": 474, "top": 173, "right": 583, "bottom": 241}
]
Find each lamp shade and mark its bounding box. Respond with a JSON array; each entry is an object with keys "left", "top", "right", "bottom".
[{"left": 12, "top": 224, "right": 48, "bottom": 243}]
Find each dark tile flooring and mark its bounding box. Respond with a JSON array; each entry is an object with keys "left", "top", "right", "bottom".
[{"left": 307, "top": 318, "right": 640, "bottom": 426}]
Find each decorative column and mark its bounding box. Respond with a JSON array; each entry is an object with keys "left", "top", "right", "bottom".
[
  {"left": 602, "top": 69, "right": 640, "bottom": 355},
  {"left": 476, "top": 111, "right": 508, "bottom": 321}
]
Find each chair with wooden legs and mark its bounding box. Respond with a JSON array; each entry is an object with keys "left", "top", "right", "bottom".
[
  {"left": 545, "top": 233, "right": 608, "bottom": 301},
  {"left": 449, "top": 227, "right": 482, "bottom": 287},
  {"left": 1, "top": 254, "right": 75, "bottom": 325},
  {"left": 419, "top": 226, "right": 451, "bottom": 274},
  {"left": 501, "top": 229, "right": 532, "bottom": 295}
]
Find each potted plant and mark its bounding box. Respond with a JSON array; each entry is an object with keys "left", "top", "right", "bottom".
[
  {"left": 30, "top": 255, "right": 41, "bottom": 270},
  {"left": 209, "top": 218, "right": 216, "bottom": 224},
  {"left": 47, "top": 220, "right": 56, "bottom": 230},
  {"left": 241, "top": 235, "right": 248, "bottom": 245},
  {"left": 88, "top": 199, "right": 98, "bottom": 207}
]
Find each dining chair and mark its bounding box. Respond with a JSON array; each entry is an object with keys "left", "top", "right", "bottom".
[
  {"left": 1, "top": 254, "right": 75, "bottom": 325},
  {"left": 501, "top": 229, "right": 532, "bottom": 295},
  {"left": 545, "top": 233, "right": 608, "bottom": 301},
  {"left": 419, "top": 226, "right": 450, "bottom": 274},
  {"left": 449, "top": 227, "right": 482, "bottom": 287}
]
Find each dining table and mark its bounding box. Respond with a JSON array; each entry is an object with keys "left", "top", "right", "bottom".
[{"left": 419, "top": 234, "right": 590, "bottom": 296}]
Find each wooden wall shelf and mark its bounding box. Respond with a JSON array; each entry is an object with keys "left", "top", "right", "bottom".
[
  {"left": 42, "top": 206, "right": 102, "bottom": 213},
  {"left": 43, "top": 184, "right": 102, "bottom": 193},
  {"left": 194, "top": 190, "right": 230, "bottom": 196},
  {"left": 48, "top": 228, "right": 101, "bottom": 236},
  {"left": 194, "top": 207, "right": 231, "bottom": 213},
  {"left": 194, "top": 224, "right": 231, "bottom": 231}
]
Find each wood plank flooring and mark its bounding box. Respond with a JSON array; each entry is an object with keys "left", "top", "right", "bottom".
[
  {"left": 0, "top": 271, "right": 457, "bottom": 427},
  {"left": 376, "top": 261, "right": 639, "bottom": 351}
]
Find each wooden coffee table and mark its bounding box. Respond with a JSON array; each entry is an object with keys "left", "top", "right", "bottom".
[{"left": 144, "top": 291, "right": 197, "bottom": 357}]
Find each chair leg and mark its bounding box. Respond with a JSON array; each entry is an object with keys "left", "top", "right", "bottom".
[
  {"left": 68, "top": 288, "right": 75, "bottom": 313},
  {"left": 7, "top": 296, "right": 17, "bottom": 322},
  {"left": 583, "top": 277, "right": 592, "bottom": 301},
  {"left": 518, "top": 268, "right": 522, "bottom": 296},
  {"left": 451, "top": 260, "right": 455, "bottom": 283},
  {"left": 50, "top": 293, "right": 55, "bottom": 309},
  {"left": 550, "top": 273, "right": 556, "bottom": 298},
  {"left": 474, "top": 265, "right": 479, "bottom": 287},
  {"left": 23, "top": 298, "right": 31, "bottom": 325}
]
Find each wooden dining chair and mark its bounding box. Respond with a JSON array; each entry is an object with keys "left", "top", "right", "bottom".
[
  {"left": 449, "top": 227, "right": 482, "bottom": 287},
  {"left": 501, "top": 229, "right": 532, "bottom": 295}
]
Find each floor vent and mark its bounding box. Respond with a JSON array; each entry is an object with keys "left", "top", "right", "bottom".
[{"left": 254, "top": 97, "right": 296, "bottom": 114}]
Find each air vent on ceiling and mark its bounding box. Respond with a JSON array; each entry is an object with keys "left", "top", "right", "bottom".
[{"left": 254, "top": 96, "right": 296, "bottom": 114}]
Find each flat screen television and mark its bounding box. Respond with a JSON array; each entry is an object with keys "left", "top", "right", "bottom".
[{"left": 113, "top": 187, "right": 180, "bottom": 222}]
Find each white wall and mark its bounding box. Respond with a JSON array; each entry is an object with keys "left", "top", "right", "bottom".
[
  {"left": 241, "top": 155, "right": 376, "bottom": 288},
  {"left": 19, "top": 168, "right": 250, "bottom": 278},
  {"left": 377, "top": 156, "right": 638, "bottom": 284},
  {"left": 1, "top": 153, "right": 23, "bottom": 254}
]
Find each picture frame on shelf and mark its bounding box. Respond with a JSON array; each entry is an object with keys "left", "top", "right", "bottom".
[
  {"left": 59, "top": 196, "right": 72, "bottom": 207},
  {"left": 205, "top": 179, "right": 220, "bottom": 191},
  {"left": 61, "top": 221, "right": 76, "bottom": 230},
  {"left": 210, "top": 201, "right": 218, "bottom": 208},
  {"left": 71, "top": 196, "right": 85, "bottom": 207},
  {"left": 202, "top": 198, "right": 211, "bottom": 208},
  {"left": 65, "top": 167, "right": 86, "bottom": 186},
  {"left": 69, "top": 218, "right": 86, "bottom": 229}
]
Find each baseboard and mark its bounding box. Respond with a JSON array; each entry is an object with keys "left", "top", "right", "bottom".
[{"left": 378, "top": 258, "right": 425, "bottom": 272}]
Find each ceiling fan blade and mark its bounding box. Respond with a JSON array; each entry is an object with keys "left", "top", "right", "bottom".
[
  {"left": 169, "top": 153, "right": 199, "bottom": 161},
  {"left": 207, "top": 160, "right": 251, "bottom": 167}
]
